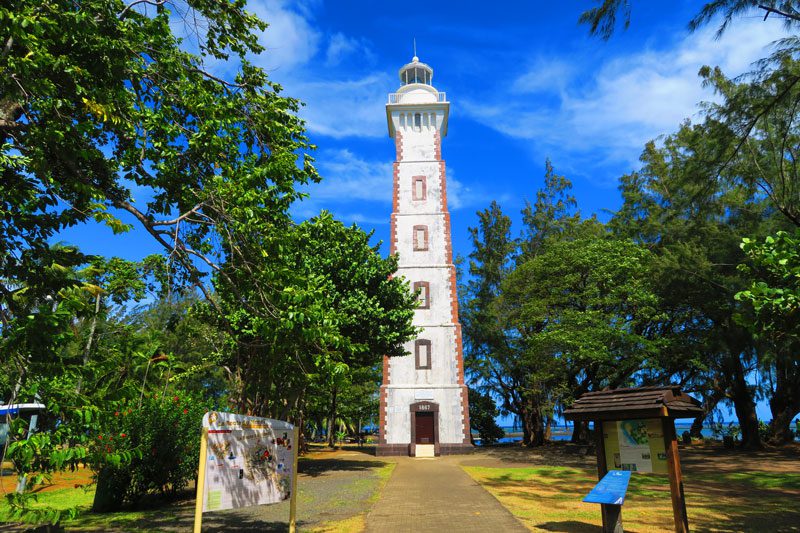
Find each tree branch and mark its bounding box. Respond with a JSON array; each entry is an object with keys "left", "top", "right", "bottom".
[
  {"left": 119, "top": 0, "right": 167, "bottom": 19},
  {"left": 759, "top": 4, "right": 800, "bottom": 23}
]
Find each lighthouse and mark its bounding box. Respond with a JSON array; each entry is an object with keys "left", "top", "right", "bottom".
[{"left": 377, "top": 54, "right": 471, "bottom": 457}]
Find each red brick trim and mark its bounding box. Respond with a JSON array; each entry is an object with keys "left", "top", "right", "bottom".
[
  {"left": 439, "top": 161, "right": 448, "bottom": 214},
  {"left": 459, "top": 385, "right": 471, "bottom": 444},
  {"left": 413, "top": 224, "right": 429, "bottom": 251},
  {"left": 434, "top": 130, "right": 442, "bottom": 161},
  {"left": 415, "top": 339, "right": 432, "bottom": 369},
  {"left": 395, "top": 128, "right": 404, "bottom": 161},
  {"left": 389, "top": 165, "right": 400, "bottom": 255},
  {"left": 438, "top": 159, "right": 470, "bottom": 443},
  {"left": 412, "top": 175, "right": 427, "bottom": 201},
  {"left": 379, "top": 355, "right": 389, "bottom": 444}
]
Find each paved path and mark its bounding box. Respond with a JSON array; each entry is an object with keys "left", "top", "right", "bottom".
[{"left": 365, "top": 456, "right": 527, "bottom": 532}]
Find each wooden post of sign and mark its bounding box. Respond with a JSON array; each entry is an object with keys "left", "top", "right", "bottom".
[
  {"left": 594, "top": 420, "right": 624, "bottom": 533},
  {"left": 662, "top": 418, "right": 689, "bottom": 533},
  {"left": 289, "top": 426, "right": 300, "bottom": 533},
  {"left": 193, "top": 428, "right": 209, "bottom": 533}
]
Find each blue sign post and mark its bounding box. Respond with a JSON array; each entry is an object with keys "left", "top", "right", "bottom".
[
  {"left": 584, "top": 470, "right": 631, "bottom": 505},
  {"left": 584, "top": 470, "right": 631, "bottom": 532}
]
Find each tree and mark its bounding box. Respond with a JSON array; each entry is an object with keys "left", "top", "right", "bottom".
[
  {"left": 496, "top": 236, "right": 662, "bottom": 443},
  {"left": 467, "top": 388, "right": 504, "bottom": 445},
  {"left": 1, "top": 0, "right": 318, "bottom": 326},
  {"left": 737, "top": 230, "right": 800, "bottom": 442},
  {"left": 215, "top": 212, "right": 418, "bottom": 424},
  {"left": 460, "top": 202, "right": 532, "bottom": 441},
  {"left": 579, "top": 1, "right": 800, "bottom": 41},
  {"left": 1, "top": 0, "right": 419, "bottom": 521},
  {"left": 519, "top": 159, "right": 581, "bottom": 262},
  {"left": 610, "top": 118, "right": 783, "bottom": 448}
]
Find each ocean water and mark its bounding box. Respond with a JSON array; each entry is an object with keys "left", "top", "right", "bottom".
[{"left": 473, "top": 424, "right": 724, "bottom": 445}]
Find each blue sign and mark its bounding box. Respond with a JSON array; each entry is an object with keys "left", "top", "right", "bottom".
[{"left": 583, "top": 470, "right": 631, "bottom": 505}]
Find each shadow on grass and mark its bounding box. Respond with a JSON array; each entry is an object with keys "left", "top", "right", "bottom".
[
  {"left": 536, "top": 520, "right": 598, "bottom": 532},
  {"left": 299, "top": 459, "right": 386, "bottom": 478},
  {"left": 470, "top": 462, "right": 800, "bottom": 533}
]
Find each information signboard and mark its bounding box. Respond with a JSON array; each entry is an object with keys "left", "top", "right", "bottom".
[
  {"left": 602, "top": 419, "right": 668, "bottom": 474},
  {"left": 193, "top": 412, "right": 298, "bottom": 533}
]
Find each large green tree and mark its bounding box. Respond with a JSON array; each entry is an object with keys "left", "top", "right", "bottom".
[{"left": 497, "top": 235, "right": 662, "bottom": 443}]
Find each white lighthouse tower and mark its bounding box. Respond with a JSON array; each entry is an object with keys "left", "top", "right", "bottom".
[{"left": 377, "top": 54, "right": 471, "bottom": 457}]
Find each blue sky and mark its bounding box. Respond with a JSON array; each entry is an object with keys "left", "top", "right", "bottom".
[{"left": 59, "top": 0, "right": 786, "bottom": 420}]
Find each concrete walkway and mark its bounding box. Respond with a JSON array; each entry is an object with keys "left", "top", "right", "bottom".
[{"left": 364, "top": 456, "right": 527, "bottom": 532}]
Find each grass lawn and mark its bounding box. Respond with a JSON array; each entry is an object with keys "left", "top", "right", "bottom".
[
  {"left": 463, "top": 463, "right": 800, "bottom": 532},
  {"left": 1, "top": 449, "right": 395, "bottom": 532}
]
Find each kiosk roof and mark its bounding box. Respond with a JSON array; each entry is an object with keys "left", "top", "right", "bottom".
[{"left": 563, "top": 386, "right": 703, "bottom": 421}]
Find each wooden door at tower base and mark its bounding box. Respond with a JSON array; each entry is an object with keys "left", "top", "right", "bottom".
[{"left": 415, "top": 412, "right": 434, "bottom": 444}]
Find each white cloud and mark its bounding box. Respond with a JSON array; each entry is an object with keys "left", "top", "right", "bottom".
[
  {"left": 298, "top": 149, "right": 480, "bottom": 213},
  {"left": 310, "top": 148, "right": 393, "bottom": 201},
  {"left": 444, "top": 168, "right": 476, "bottom": 210},
  {"left": 291, "top": 74, "right": 392, "bottom": 138},
  {"left": 225, "top": 1, "right": 388, "bottom": 139},
  {"left": 325, "top": 33, "right": 375, "bottom": 67},
  {"left": 462, "top": 17, "right": 789, "bottom": 170},
  {"left": 511, "top": 58, "right": 575, "bottom": 94},
  {"left": 247, "top": 0, "right": 322, "bottom": 72}
]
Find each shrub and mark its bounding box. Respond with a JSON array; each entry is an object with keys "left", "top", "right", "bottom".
[{"left": 89, "top": 390, "right": 211, "bottom": 511}]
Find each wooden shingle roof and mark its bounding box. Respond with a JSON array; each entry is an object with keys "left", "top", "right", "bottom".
[{"left": 563, "top": 385, "right": 703, "bottom": 421}]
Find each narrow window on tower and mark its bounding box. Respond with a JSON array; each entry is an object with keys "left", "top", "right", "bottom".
[
  {"left": 412, "top": 176, "right": 427, "bottom": 201},
  {"left": 413, "top": 225, "right": 428, "bottom": 251},
  {"left": 413, "top": 281, "right": 430, "bottom": 309},
  {"left": 414, "top": 113, "right": 421, "bottom": 131},
  {"left": 415, "top": 339, "right": 432, "bottom": 369}
]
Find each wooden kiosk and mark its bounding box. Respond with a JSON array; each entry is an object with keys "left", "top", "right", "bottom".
[{"left": 564, "top": 386, "right": 703, "bottom": 533}]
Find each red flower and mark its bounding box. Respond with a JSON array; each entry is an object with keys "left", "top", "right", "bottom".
[
  {"left": 98, "top": 435, "right": 103, "bottom": 440},
  {"left": 183, "top": 409, "right": 188, "bottom": 414},
  {"left": 114, "top": 411, "right": 119, "bottom": 416},
  {"left": 173, "top": 396, "right": 179, "bottom": 402},
  {"left": 120, "top": 433, "right": 127, "bottom": 438}
]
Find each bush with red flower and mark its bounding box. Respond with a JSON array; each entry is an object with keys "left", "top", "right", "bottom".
[{"left": 89, "top": 390, "right": 212, "bottom": 511}]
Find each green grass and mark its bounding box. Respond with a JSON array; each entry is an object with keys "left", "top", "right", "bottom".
[
  {"left": 463, "top": 465, "right": 800, "bottom": 532},
  {"left": 0, "top": 487, "right": 95, "bottom": 523}
]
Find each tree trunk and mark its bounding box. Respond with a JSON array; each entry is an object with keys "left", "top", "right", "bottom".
[
  {"left": 690, "top": 386, "right": 725, "bottom": 439},
  {"left": 729, "top": 357, "right": 761, "bottom": 449},
  {"left": 571, "top": 420, "right": 590, "bottom": 443},
  {"left": 769, "top": 358, "right": 800, "bottom": 444},
  {"left": 521, "top": 400, "right": 545, "bottom": 447},
  {"left": 327, "top": 386, "right": 338, "bottom": 448},
  {"left": 92, "top": 467, "right": 127, "bottom": 512}
]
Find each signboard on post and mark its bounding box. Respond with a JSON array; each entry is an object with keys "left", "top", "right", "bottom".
[
  {"left": 564, "top": 386, "right": 702, "bottom": 533},
  {"left": 603, "top": 419, "right": 668, "bottom": 474},
  {"left": 193, "top": 412, "right": 299, "bottom": 533}
]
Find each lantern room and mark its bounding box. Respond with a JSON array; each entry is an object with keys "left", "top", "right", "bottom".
[{"left": 399, "top": 56, "right": 433, "bottom": 86}]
